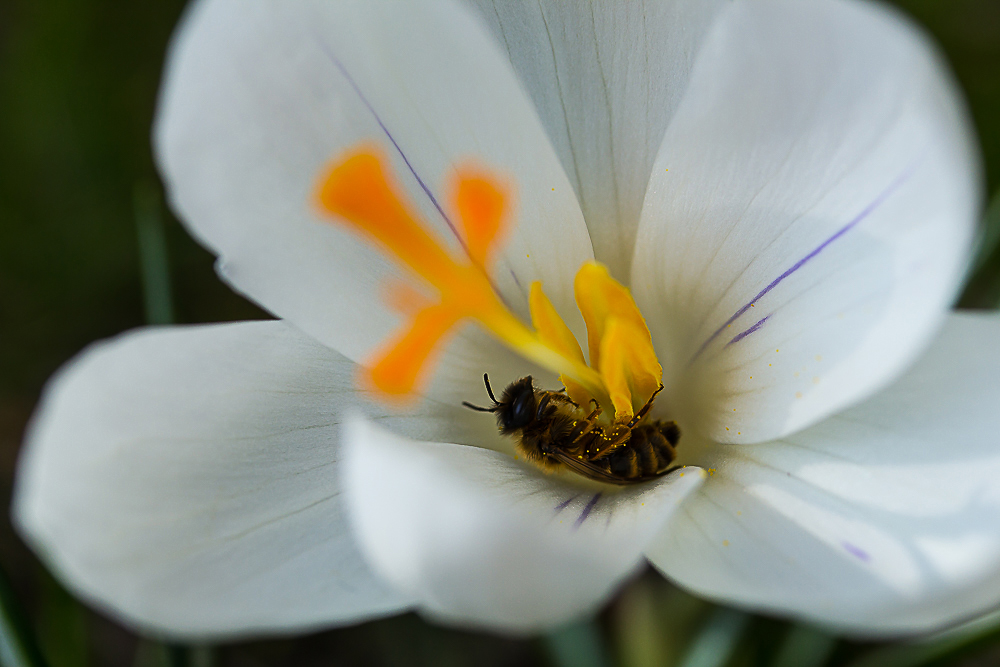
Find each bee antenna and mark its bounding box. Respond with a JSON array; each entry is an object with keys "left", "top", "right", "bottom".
[
  {"left": 483, "top": 373, "right": 499, "bottom": 404},
  {"left": 462, "top": 401, "right": 496, "bottom": 413}
]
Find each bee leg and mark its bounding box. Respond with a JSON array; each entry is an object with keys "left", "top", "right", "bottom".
[
  {"left": 627, "top": 384, "right": 664, "bottom": 428},
  {"left": 589, "top": 426, "right": 632, "bottom": 460},
  {"left": 571, "top": 401, "right": 603, "bottom": 445}
]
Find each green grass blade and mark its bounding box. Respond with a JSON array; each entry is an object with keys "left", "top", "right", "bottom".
[
  {"left": 544, "top": 617, "right": 612, "bottom": 667},
  {"left": 676, "top": 607, "right": 750, "bottom": 667},
  {"left": 0, "top": 565, "right": 49, "bottom": 667},
  {"left": 133, "top": 180, "right": 174, "bottom": 326}
]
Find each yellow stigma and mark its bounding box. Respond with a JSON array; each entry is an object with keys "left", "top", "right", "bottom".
[{"left": 315, "top": 145, "right": 661, "bottom": 419}]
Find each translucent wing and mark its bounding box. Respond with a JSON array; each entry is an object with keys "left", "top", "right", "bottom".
[{"left": 546, "top": 448, "right": 631, "bottom": 484}]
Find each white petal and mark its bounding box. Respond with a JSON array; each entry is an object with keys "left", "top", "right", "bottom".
[
  {"left": 343, "top": 418, "right": 704, "bottom": 633},
  {"left": 631, "top": 0, "right": 981, "bottom": 443},
  {"left": 647, "top": 313, "right": 1000, "bottom": 635},
  {"left": 155, "top": 0, "right": 593, "bottom": 362},
  {"left": 12, "top": 321, "right": 452, "bottom": 639},
  {"left": 465, "top": 0, "right": 729, "bottom": 279}
]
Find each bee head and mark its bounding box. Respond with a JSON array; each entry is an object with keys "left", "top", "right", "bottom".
[
  {"left": 496, "top": 376, "right": 537, "bottom": 434},
  {"left": 462, "top": 374, "right": 537, "bottom": 434}
]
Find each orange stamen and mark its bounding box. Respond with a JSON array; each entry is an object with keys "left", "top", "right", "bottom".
[
  {"left": 318, "top": 148, "right": 457, "bottom": 290},
  {"left": 364, "top": 304, "right": 462, "bottom": 398},
  {"left": 317, "top": 146, "right": 605, "bottom": 400},
  {"left": 453, "top": 166, "right": 508, "bottom": 268},
  {"left": 382, "top": 280, "right": 435, "bottom": 317}
]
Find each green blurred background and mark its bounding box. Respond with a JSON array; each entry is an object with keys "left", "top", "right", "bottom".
[{"left": 1, "top": 1, "right": 999, "bottom": 666}]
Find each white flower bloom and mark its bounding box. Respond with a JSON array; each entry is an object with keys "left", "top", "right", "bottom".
[{"left": 12, "top": 0, "right": 995, "bottom": 642}]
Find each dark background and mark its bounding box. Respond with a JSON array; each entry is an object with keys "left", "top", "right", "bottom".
[{"left": 1, "top": 1, "right": 999, "bottom": 666}]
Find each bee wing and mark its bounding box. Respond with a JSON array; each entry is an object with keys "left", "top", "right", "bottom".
[
  {"left": 547, "top": 448, "right": 676, "bottom": 486},
  {"left": 546, "top": 448, "right": 632, "bottom": 486}
]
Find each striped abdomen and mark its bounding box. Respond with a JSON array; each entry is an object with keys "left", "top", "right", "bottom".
[{"left": 600, "top": 421, "right": 680, "bottom": 481}]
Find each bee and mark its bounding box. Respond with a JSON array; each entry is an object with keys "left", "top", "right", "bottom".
[{"left": 462, "top": 374, "right": 680, "bottom": 485}]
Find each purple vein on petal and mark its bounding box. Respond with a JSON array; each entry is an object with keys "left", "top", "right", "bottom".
[
  {"left": 690, "top": 165, "right": 917, "bottom": 363},
  {"left": 318, "top": 40, "right": 513, "bottom": 305},
  {"left": 554, "top": 495, "right": 579, "bottom": 513},
  {"left": 574, "top": 493, "right": 602, "bottom": 530},
  {"left": 319, "top": 44, "right": 464, "bottom": 249},
  {"left": 842, "top": 541, "right": 871, "bottom": 563},
  {"left": 509, "top": 268, "right": 525, "bottom": 292},
  {"left": 726, "top": 314, "right": 771, "bottom": 347}
]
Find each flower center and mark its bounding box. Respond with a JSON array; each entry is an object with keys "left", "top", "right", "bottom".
[{"left": 315, "top": 145, "right": 662, "bottom": 423}]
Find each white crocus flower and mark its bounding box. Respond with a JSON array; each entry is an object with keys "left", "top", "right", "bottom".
[{"left": 13, "top": 0, "right": 996, "bottom": 641}]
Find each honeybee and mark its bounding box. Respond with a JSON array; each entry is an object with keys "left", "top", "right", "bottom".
[{"left": 463, "top": 374, "right": 680, "bottom": 485}]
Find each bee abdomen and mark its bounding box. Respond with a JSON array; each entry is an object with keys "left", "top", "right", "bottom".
[
  {"left": 607, "top": 421, "right": 680, "bottom": 480},
  {"left": 658, "top": 421, "right": 680, "bottom": 447},
  {"left": 606, "top": 446, "right": 639, "bottom": 478},
  {"left": 652, "top": 423, "right": 679, "bottom": 463}
]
